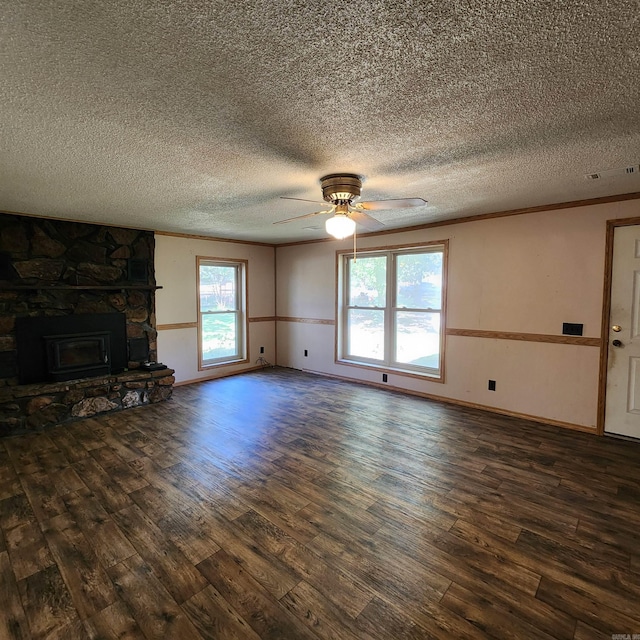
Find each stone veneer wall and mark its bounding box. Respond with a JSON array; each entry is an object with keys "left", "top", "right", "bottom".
[{"left": 0, "top": 212, "right": 172, "bottom": 435}]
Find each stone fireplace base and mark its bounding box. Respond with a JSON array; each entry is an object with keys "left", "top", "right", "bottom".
[{"left": 0, "top": 368, "right": 174, "bottom": 436}]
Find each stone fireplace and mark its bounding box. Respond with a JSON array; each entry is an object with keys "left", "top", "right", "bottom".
[{"left": 0, "top": 213, "right": 174, "bottom": 436}]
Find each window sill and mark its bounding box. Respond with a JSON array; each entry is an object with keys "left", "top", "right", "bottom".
[
  {"left": 199, "top": 357, "right": 248, "bottom": 371},
  {"left": 336, "top": 358, "right": 444, "bottom": 383}
]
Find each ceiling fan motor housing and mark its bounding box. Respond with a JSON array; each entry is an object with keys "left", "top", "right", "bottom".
[{"left": 320, "top": 173, "right": 362, "bottom": 204}]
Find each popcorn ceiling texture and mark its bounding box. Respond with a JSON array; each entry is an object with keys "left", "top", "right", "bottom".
[{"left": 1, "top": 0, "right": 639, "bottom": 242}]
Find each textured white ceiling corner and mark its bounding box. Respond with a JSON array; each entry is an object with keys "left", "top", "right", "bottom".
[{"left": 1, "top": 0, "right": 639, "bottom": 243}]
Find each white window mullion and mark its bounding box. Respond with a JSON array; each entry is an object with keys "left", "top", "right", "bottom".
[{"left": 388, "top": 252, "right": 397, "bottom": 367}]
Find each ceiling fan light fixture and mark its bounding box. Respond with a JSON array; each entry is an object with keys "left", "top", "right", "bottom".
[
  {"left": 320, "top": 173, "right": 362, "bottom": 203},
  {"left": 325, "top": 214, "right": 356, "bottom": 239},
  {"left": 277, "top": 172, "right": 424, "bottom": 237}
]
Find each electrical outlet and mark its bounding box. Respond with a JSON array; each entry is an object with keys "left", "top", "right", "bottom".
[
  {"left": 488, "top": 380, "right": 496, "bottom": 391},
  {"left": 260, "top": 346, "right": 264, "bottom": 354},
  {"left": 382, "top": 373, "right": 388, "bottom": 382},
  {"left": 304, "top": 349, "right": 308, "bottom": 357}
]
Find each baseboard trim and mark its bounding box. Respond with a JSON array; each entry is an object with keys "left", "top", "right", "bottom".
[
  {"left": 300, "top": 367, "right": 597, "bottom": 434},
  {"left": 174, "top": 364, "right": 268, "bottom": 387}
]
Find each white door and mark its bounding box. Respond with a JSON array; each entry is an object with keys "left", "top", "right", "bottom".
[{"left": 605, "top": 224, "right": 640, "bottom": 438}]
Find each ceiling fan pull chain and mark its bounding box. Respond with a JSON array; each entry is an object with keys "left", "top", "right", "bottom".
[{"left": 353, "top": 226, "right": 357, "bottom": 262}]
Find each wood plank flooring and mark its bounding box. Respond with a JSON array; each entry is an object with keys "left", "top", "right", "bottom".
[{"left": 1, "top": 366, "right": 640, "bottom": 639}]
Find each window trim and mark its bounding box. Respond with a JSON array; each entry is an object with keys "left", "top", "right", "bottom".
[
  {"left": 335, "top": 240, "right": 448, "bottom": 382},
  {"left": 196, "top": 256, "right": 249, "bottom": 370}
]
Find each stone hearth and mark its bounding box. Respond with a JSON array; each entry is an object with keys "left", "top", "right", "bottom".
[{"left": 0, "top": 368, "right": 175, "bottom": 436}]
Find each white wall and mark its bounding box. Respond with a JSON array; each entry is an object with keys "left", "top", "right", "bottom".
[
  {"left": 155, "top": 234, "right": 275, "bottom": 384},
  {"left": 275, "top": 198, "right": 640, "bottom": 429}
]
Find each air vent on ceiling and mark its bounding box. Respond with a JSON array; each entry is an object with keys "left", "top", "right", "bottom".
[{"left": 585, "top": 165, "right": 639, "bottom": 180}]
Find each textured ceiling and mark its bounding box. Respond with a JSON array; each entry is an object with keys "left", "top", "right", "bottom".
[{"left": 1, "top": 0, "right": 639, "bottom": 243}]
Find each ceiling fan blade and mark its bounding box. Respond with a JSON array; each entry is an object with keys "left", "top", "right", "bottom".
[
  {"left": 274, "top": 209, "right": 333, "bottom": 224},
  {"left": 349, "top": 209, "right": 385, "bottom": 230},
  {"left": 280, "top": 196, "right": 326, "bottom": 205},
  {"left": 356, "top": 198, "right": 427, "bottom": 211}
]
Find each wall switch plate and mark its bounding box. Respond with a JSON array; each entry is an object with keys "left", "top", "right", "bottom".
[
  {"left": 562, "top": 322, "right": 583, "bottom": 336},
  {"left": 488, "top": 380, "right": 496, "bottom": 391}
]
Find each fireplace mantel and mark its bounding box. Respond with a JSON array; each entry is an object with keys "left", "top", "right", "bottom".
[{"left": 1, "top": 284, "right": 162, "bottom": 291}]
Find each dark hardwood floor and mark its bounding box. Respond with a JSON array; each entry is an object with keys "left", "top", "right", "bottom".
[{"left": 1, "top": 367, "right": 640, "bottom": 639}]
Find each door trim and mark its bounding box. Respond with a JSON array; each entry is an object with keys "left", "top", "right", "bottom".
[{"left": 598, "top": 216, "right": 640, "bottom": 435}]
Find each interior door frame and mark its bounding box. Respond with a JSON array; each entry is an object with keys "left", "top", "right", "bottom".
[{"left": 597, "top": 216, "right": 640, "bottom": 435}]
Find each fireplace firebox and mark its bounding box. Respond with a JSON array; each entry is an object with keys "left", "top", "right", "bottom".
[
  {"left": 44, "top": 332, "right": 111, "bottom": 381},
  {"left": 15, "top": 313, "right": 128, "bottom": 384}
]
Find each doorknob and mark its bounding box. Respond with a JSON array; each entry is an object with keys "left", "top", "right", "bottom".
[{"left": 612, "top": 339, "right": 623, "bottom": 347}]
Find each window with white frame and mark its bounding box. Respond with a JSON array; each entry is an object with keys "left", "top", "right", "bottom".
[
  {"left": 197, "top": 257, "right": 247, "bottom": 368},
  {"left": 337, "top": 243, "right": 446, "bottom": 378}
]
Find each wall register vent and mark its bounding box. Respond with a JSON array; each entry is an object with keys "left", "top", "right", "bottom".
[{"left": 585, "top": 165, "right": 639, "bottom": 180}]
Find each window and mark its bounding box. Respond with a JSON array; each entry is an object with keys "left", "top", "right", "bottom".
[
  {"left": 338, "top": 243, "right": 446, "bottom": 379},
  {"left": 197, "top": 257, "right": 247, "bottom": 368}
]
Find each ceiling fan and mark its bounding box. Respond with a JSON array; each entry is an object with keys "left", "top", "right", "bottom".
[{"left": 275, "top": 173, "right": 427, "bottom": 239}]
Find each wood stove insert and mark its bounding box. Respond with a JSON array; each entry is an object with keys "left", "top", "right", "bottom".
[
  {"left": 44, "top": 331, "right": 111, "bottom": 381},
  {"left": 15, "top": 313, "right": 127, "bottom": 384}
]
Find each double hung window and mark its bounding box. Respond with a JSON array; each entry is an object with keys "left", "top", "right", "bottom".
[
  {"left": 197, "top": 257, "right": 247, "bottom": 368},
  {"left": 338, "top": 244, "right": 446, "bottom": 379}
]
